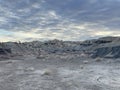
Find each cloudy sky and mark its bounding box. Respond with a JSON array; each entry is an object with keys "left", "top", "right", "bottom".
[{"left": 0, "top": 0, "right": 120, "bottom": 42}]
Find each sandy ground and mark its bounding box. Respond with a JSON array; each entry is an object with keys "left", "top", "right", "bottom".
[{"left": 0, "top": 54, "right": 120, "bottom": 90}]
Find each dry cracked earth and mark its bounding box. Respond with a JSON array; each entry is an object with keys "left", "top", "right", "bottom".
[{"left": 0, "top": 54, "right": 120, "bottom": 90}]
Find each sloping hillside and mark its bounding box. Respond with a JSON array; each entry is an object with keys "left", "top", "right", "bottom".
[{"left": 0, "top": 37, "right": 120, "bottom": 58}]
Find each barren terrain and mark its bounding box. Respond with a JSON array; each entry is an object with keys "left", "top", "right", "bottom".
[
  {"left": 0, "top": 37, "right": 120, "bottom": 90},
  {"left": 0, "top": 54, "right": 120, "bottom": 90}
]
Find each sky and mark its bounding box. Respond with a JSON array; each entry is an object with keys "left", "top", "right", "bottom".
[{"left": 0, "top": 0, "right": 120, "bottom": 42}]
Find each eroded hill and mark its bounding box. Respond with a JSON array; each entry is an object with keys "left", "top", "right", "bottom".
[{"left": 0, "top": 36, "right": 120, "bottom": 58}]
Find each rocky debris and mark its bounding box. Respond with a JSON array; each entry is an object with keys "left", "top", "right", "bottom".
[{"left": 0, "top": 36, "right": 120, "bottom": 58}]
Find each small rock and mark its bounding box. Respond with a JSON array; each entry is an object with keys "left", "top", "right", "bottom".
[
  {"left": 83, "top": 61, "right": 88, "bottom": 64},
  {"left": 41, "top": 69, "right": 52, "bottom": 76}
]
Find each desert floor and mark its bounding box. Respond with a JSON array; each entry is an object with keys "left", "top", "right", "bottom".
[{"left": 0, "top": 54, "right": 120, "bottom": 90}]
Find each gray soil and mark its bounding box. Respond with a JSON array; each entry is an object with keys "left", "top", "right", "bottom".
[{"left": 0, "top": 54, "right": 120, "bottom": 90}]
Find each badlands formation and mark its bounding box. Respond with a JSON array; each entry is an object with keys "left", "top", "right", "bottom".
[{"left": 0, "top": 37, "right": 120, "bottom": 90}]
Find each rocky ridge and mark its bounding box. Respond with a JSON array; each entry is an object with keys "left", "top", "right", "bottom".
[{"left": 0, "top": 36, "right": 120, "bottom": 58}]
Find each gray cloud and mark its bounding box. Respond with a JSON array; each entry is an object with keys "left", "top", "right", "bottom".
[{"left": 0, "top": 0, "right": 120, "bottom": 41}]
